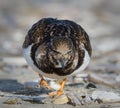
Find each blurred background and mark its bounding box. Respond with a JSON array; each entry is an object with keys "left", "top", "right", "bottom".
[
  {"left": 0, "top": 1, "right": 120, "bottom": 107},
  {"left": 0, "top": 0, "right": 120, "bottom": 87}
]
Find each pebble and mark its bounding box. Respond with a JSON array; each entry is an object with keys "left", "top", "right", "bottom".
[
  {"left": 86, "top": 82, "right": 96, "bottom": 89},
  {"left": 53, "top": 94, "right": 69, "bottom": 104},
  {"left": 92, "top": 90, "right": 120, "bottom": 103},
  {"left": 67, "top": 93, "right": 82, "bottom": 106},
  {"left": 3, "top": 98, "right": 22, "bottom": 104}
]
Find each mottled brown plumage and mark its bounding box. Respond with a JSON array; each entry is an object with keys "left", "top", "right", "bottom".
[
  {"left": 23, "top": 18, "right": 92, "bottom": 75},
  {"left": 22, "top": 18, "right": 92, "bottom": 96}
]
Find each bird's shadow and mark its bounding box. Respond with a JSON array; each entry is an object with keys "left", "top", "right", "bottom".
[
  {"left": 0, "top": 79, "right": 24, "bottom": 92},
  {"left": 0, "top": 79, "right": 55, "bottom": 104},
  {"left": 0, "top": 79, "right": 53, "bottom": 95}
]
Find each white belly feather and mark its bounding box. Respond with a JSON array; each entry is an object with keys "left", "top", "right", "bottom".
[{"left": 71, "top": 48, "right": 90, "bottom": 76}]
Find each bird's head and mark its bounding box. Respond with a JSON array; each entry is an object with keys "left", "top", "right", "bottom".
[{"left": 48, "top": 36, "right": 75, "bottom": 69}]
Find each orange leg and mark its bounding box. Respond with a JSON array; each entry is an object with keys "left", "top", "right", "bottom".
[
  {"left": 48, "top": 78, "right": 67, "bottom": 97},
  {"left": 39, "top": 74, "right": 52, "bottom": 90}
]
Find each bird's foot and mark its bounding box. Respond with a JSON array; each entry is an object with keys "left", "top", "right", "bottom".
[
  {"left": 48, "top": 90, "right": 64, "bottom": 97},
  {"left": 38, "top": 78, "right": 52, "bottom": 90},
  {"left": 49, "top": 78, "right": 67, "bottom": 97}
]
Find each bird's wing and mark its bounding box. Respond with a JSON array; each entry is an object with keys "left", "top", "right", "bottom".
[
  {"left": 77, "top": 25, "right": 92, "bottom": 56},
  {"left": 62, "top": 20, "right": 92, "bottom": 56},
  {"left": 22, "top": 18, "right": 57, "bottom": 48}
]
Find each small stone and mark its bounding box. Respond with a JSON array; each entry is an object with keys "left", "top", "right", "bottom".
[
  {"left": 94, "top": 98, "right": 103, "bottom": 104},
  {"left": 86, "top": 82, "right": 96, "bottom": 89},
  {"left": 67, "top": 93, "right": 82, "bottom": 106},
  {"left": 53, "top": 94, "right": 69, "bottom": 104},
  {"left": 3, "top": 98, "right": 22, "bottom": 104},
  {"left": 92, "top": 90, "right": 120, "bottom": 103}
]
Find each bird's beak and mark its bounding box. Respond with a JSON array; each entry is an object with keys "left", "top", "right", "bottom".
[{"left": 59, "top": 58, "right": 65, "bottom": 70}]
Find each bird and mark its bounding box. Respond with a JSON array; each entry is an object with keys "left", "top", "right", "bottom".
[{"left": 22, "top": 18, "right": 92, "bottom": 97}]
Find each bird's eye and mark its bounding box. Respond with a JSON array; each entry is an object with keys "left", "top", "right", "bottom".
[
  {"left": 65, "top": 50, "right": 71, "bottom": 55},
  {"left": 51, "top": 49, "right": 60, "bottom": 54}
]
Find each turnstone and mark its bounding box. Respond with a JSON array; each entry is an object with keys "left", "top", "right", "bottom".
[{"left": 22, "top": 18, "right": 92, "bottom": 96}]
